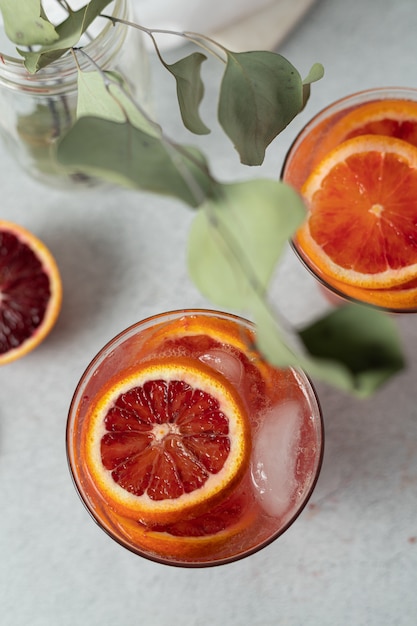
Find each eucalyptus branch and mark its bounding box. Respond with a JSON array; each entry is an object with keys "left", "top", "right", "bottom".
[{"left": 0, "top": 1, "right": 404, "bottom": 396}]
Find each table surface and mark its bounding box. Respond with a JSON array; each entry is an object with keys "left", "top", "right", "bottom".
[{"left": 2, "top": 1, "right": 417, "bottom": 625}]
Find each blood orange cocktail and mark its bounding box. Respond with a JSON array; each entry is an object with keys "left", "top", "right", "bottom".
[
  {"left": 282, "top": 87, "right": 417, "bottom": 312},
  {"left": 66, "top": 309, "right": 323, "bottom": 567}
]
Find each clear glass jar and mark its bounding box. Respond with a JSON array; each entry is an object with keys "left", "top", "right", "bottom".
[{"left": 0, "top": 0, "right": 148, "bottom": 188}]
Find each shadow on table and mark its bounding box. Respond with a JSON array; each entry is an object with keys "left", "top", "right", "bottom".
[
  {"left": 307, "top": 325, "right": 417, "bottom": 512},
  {"left": 36, "top": 215, "right": 134, "bottom": 352}
]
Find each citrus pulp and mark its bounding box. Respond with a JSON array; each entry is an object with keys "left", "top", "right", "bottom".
[{"left": 296, "top": 135, "right": 417, "bottom": 289}]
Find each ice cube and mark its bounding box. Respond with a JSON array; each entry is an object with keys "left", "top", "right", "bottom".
[
  {"left": 199, "top": 349, "right": 243, "bottom": 386},
  {"left": 251, "top": 400, "right": 302, "bottom": 517}
]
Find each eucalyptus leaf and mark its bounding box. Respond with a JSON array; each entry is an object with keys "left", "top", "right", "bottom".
[
  {"left": 0, "top": 0, "right": 58, "bottom": 46},
  {"left": 187, "top": 178, "right": 306, "bottom": 307},
  {"left": 302, "top": 62, "right": 325, "bottom": 86},
  {"left": 302, "top": 62, "right": 325, "bottom": 108},
  {"left": 76, "top": 69, "right": 158, "bottom": 135},
  {"left": 251, "top": 297, "right": 404, "bottom": 396},
  {"left": 251, "top": 296, "right": 357, "bottom": 392},
  {"left": 218, "top": 51, "right": 304, "bottom": 165},
  {"left": 18, "top": 0, "right": 113, "bottom": 73},
  {"left": 57, "top": 116, "right": 214, "bottom": 207},
  {"left": 166, "top": 52, "right": 210, "bottom": 135},
  {"left": 298, "top": 304, "right": 405, "bottom": 396},
  {"left": 249, "top": 297, "right": 303, "bottom": 368}
]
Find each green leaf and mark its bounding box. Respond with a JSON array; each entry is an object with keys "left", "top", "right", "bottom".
[
  {"left": 250, "top": 296, "right": 404, "bottom": 397},
  {"left": 302, "top": 62, "right": 325, "bottom": 86},
  {"left": 302, "top": 62, "right": 325, "bottom": 108},
  {"left": 0, "top": 0, "right": 58, "bottom": 46},
  {"left": 218, "top": 51, "right": 305, "bottom": 166},
  {"left": 76, "top": 69, "right": 158, "bottom": 135},
  {"left": 166, "top": 52, "right": 210, "bottom": 135},
  {"left": 252, "top": 297, "right": 355, "bottom": 391},
  {"left": 298, "top": 304, "right": 405, "bottom": 396},
  {"left": 57, "top": 116, "right": 214, "bottom": 207},
  {"left": 18, "top": 0, "right": 113, "bottom": 73},
  {"left": 187, "top": 178, "right": 306, "bottom": 307}
]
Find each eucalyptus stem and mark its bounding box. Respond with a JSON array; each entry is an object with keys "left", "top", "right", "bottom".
[
  {"left": 183, "top": 30, "right": 228, "bottom": 59},
  {"left": 101, "top": 15, "right": 226, "bottom": 63}
]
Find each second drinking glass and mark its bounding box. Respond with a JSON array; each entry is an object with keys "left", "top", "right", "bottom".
[{"left": 282, "top": 87, "right": 417, "bottom": 313}]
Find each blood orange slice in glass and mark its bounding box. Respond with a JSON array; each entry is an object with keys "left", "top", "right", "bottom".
[
  {"left": 323, "top": 98, "right": 417, "bottom": 149},
  {"left": 83, "top": 356, "right": 251, "bottom": 525},
  {"left": 0, "top": 220, "right": 62, "bottom": 365},
  {"left": 139, "top": 313, "right": 256, "bottom": 362},
  {"left": 305, "top": 98, "right": 417, "bottom": 176},
  {"left": 116, "top": 485, "right": 257, "bottom": 562},
  {"left": 296, "top": 135, "right": 417, "bottom": 289},
  {"left": 320, "top": 273, "right": 417, "bottom": 310},
  {"left": 138, "top": 312, "right": 285, "bottom": 414}
]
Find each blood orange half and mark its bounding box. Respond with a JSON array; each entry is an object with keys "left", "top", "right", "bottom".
[
  {"left": 83, "top": 356, "right": 251, "bottom": 525},
  {"left": 0, "top": 220, "right": 62, "bottom": 365},
  {"left": 296, "top": 135, "right": 417, "bottom": 289}
]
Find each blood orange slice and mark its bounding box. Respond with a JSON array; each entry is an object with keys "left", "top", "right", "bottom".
[
  {"left": 0, "top": 220, "right": 62, "bottom": 365},
  {"left": 141, "top": 313, "right": 256, "bottom": 360},
  {"left": 115, "top": 486, "right": 257, "bottom": 562},
  {"left": 305, "top": 98, "right": 417, "bottom": 176},
  {"left": 83, "top": 357, "right": 251, "bottom": 525},
  {"left": 296, "top": 135, "right": 417, "bottom": 289},
  {"left": 138, "top": 313, "right": 284, "bottom": 413},
  {"left": 323, "top": 98, "right": 417, "bottom": 149},
  {"left": 284, "top": 98, "right": 417, "bottom": 192},
  {"left": 322, "top": 273, "right": 417, "bottom": 310}
]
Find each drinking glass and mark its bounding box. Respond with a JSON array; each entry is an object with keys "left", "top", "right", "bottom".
[
  {"left": 282, "top": 87, "right": 417, "bottom": 313},
  {"left": 66, "top": 309, "right": 324, "bottom": 567}
]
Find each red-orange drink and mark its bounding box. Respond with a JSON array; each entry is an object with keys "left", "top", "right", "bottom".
[
  {"left": 282, "top": 87, "right": 417, "bottom": 312},
  {"left": 67, "top": 310, "right": 323, "bottom": 567}
]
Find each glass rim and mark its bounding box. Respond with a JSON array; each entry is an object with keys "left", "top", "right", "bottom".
[
  {"left": 289, "top": 241, "right": 417, "bottom": 314},
  {"left": 0, "top": 0, "right": 126, "bottom": 87},
  {"left": 282, "top": 86, "right": 417, "bottom": 314},
  {"left": 66, "top": 308, "right": 325, "bottom": 568}
]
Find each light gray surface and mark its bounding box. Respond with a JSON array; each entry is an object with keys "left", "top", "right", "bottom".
[{"left": 1, "top": 1, "right": 417, "bottom": 625}]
